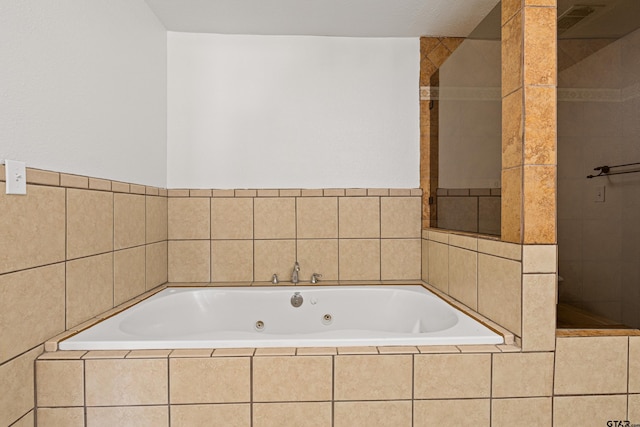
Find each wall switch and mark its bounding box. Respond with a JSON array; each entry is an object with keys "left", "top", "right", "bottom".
[
  {"left": 5, "top": 160, "right": 27, "bottom": 195},
  {"left": 594, "top": 185, "right": 605, "bottom": 203}
]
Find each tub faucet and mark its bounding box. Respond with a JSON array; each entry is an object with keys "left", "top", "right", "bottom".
[{"left": 291, "top": 262, "right": 300, "bottom": 284}]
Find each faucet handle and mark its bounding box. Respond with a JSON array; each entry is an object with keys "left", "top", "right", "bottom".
[
  {"left": 310, "top": 273, "right": 322, "bottom": 284},
  {"left": 271, "top": 274, "right": 279, "bottom": 284}
]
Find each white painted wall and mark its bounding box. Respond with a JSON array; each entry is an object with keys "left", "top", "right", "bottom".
[
  {"left": 438, "top": 39, "right": 501, "bottom": 189},
  {"left": 0, "top": 0, "right": 167, "bottom": 187},
  {"left": 167, "top": 33, "right": 419, "bottom": 189}
]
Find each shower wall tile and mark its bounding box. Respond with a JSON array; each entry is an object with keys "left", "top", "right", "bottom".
[
  {"left": 414, "top": 354, "right": 491, "bottom": 399},
  {"left": 334, "top": 355, "right": 412, "bottom": 400},
  {"left": 114, "top": 246, "right": 146, "bottom": 306},
  {"left": 554, "top": 336, "right": 628, "bottom": 395},
  {"left": 36, "top": 408, "right": 84, "bottom": 427},
  {"left": 168, "top": 240, "right": 210, "bottom": 282},
  {"left": 502, "top": 88, "right": 524, "bottom": 169},
  {"left": 171, "top": 404, "right": 250, "bottom": 427},
  {"left": 381, "top": 197, "right": 421, "bottom": 238},
  {"left": 146, "top": 241, "right": 168, "bottom": 290},
  {"left": 522, "top": 245, "right": 557, "bottom": 273},
  {"left": 168, "top": 197, "right": 210, "bottom": 240},
  {"left": 254, "top": 402, "right": 331, "bottom": 427},
  {"left": 86, "top": 406, "right": 169, "bottom": 427},
  {"left": 338, "top": 197, "right": 380, "bottom": 238},
  {"left": 521, "top": 274, "right": 556, "bottom": 351},
  {"left": 448, "top": 246, "right": 478, "bottom": 310},
  {"left": 421, "top": 239, "right": 429, "bottom": 282},
  {"left": 428, "top": 241, "right": 449, "bottom": 293},
  {"left": 413, "top": 399, "right": 490, "bottom": 427},
  {"left": 502, "top": 9, "right": 523, "bottom": 96},
  {"left": 66, "top": 189, "right": 113, "bottom": 259},
  {"left": 211, "top": 198, "right": 253, "bottom": 239},
  {"left": 0, "top": 264, "right": 65, "bottom": 363},
  {"left": 146, "top": 195, "right": 168, "bottom": 243},
  {"left": 170, "top": 357, "right": 250, "bottom": 404},
  {"left": 338, "top": 239, "right": 381, "bottom": 281},
  {"left": 0, "top": 184, "right": 65, "bottom": 274},
  {"left": 254, "top": 198, "right": 296, "bottom": 239},
  {"left": 524, "top": 86, "right": 557, "bottom": 165},
  {"left": 553, "top": 395, "right": 627, "bottom": 427},
  {"left": 297, "top": 239, "right": 339, "bottom": 281},
  {"left": 254, "top": 239, "right": 296, "bottom": 282},
  {"left": 35, "top": 360, "right": 84, "bottom": 407},
  {"left": 297, "top": 197, "right": 338, "bottom": 239},
  {"left": 492, "top": 352, "right": 554, "bottom": 397},
  {"left": 253, "top": 356, "right": 332, "bottom": 402},
  {"left": 114, "top": 193, "right": 146, "bottom": 250},
  {"left": 335, "top": 401, "right": 412, "bottom": 427},
  {"left": 478, "top": 254, "right": 522, "bottom": 335},
  {"left": 381, "top": 239, "right": 421, "bottom": 280},
  {"left": 491, "top": 397, "right": 552, "bottom": 427},
  {"left": 523, "top": 165, "right": 556, "bottom": 244},
  {"left": 66, "top": 253, "right": 114, "bottom": 329},
  {"left": 211, "top": 240, "right": 253, "bottom": 282},
  {"left": 523, "top": 6, "right": 557, "bottom": 87}
]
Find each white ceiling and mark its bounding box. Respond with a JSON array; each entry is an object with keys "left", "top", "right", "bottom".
[{"left": 144, "top": 0, "right": 500, "bottom": 38}]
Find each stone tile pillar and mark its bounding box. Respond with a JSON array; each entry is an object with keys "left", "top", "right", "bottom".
[{"left": 501, "top": 0, "right": 557, "bottom": 244}]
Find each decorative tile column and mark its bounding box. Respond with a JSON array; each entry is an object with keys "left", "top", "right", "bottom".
[{"left": 501, "top": 0, "right": 557, "bottom": 244}]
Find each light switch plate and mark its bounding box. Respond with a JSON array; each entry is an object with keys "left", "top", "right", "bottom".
[{"left": 5, "top": 160, "right": 27, "bottom": 195}]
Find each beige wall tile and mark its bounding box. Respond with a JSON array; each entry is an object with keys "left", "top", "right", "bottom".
[
  {"left": 521, "top": 274, "right": 556, "bottom": 351},
  {"left": 112, "top": 181, "right": 130, "bottom": 193},
  {"left": 85, "top": 359, "right": 168, "bottom": 406},
  {"left": 524, "top": 85, "right": 557, "bottom": 165},
  {"left": 254, "top": 402, "right": 331, "bottom": 427},
  {"left": 211, "top": 198, "right": 253, "bottom": 239},
  {"left": 381, "top": 239, "right": 421, "bottom": 280},
  {"left": 491, "top": 397, "right": 551, "bottom": 427},
  {"left": 478, "top": 254, "right": 522, "bottom": 335},
  {"left": 334, "top": 401, "right": 412, "bottom": 427},
  {"left": 553, "top": 395, "right": 627, "bottom": 427},
  {"left": 501, "top": 167, "right": 523, "bottom": 243},
  {"left": 414, "top": 399, "right": 489, "bottom": 427},
  {"left": 67, "top": 188, "right": 113, "bottom": 259},
  {"left": 437, "top": 197, "right": 478, "bottom": 233},
  {"left": 66, "top": 253, "right": 113, "bottom": 328},
  {"left": 170, "top": 357, "right": 250, "bottom": 403},
  {"left": 27, "top": 168, "right": 60, "bottom": 186},
  {"left": 523, "top": 165, "right": 556, "bottom": 244},
  {"left": 523, "top": 6, "right": 556, "bottom": 86},
  {"left": 339, "top": 197, "right": 380, "bottom": 238},
  {"left": 630, "top": 337, "right": 640, "bottom": 393},
  {"left": 555, "top": 336, "right": 628, "bottom": 395},
  {"left": 253, "top": 356, "right": 332, "bottom": 402},
  {"left": 146, "top": 196, "right": 168, "bottom": 243},
  {"left": 11, "top": 411, "right": 34, "bottom": 427},
  {"left": 448, "top": 246, "right": 478, "bottom": 310},
  {"left": 211, "top": 240, "right": 253, "bottom": 282},
  {"left": 477, "top": 238, "right": 521, "bottom": 260},
  {"left": 297, "top": 239, "right": 339, "bottom": 281},
  {"left": 428, "top": 241, "right": 448, "bottom": 293},
  {"left": 297, "top": 197, "right": 338, "bottom": 238},
  {"left": 421, "top": 239, "right": 429, "bottom": 282},
  {"left": 146, "top": 241, "right": 168, "bottom": 290},
  {"left": 478, "top": 196, "right": 501, "bottom": 236},
  {"left": 449, "top": 234, "right": 478, "bottom": 251},
  {"left": 338, "top": 239, "right": 381, "bottom": 281},
  {"left": 168, "top": 197, "right": 210, "bottom": 239},
  {"left": 0, "top": 264, "right": 65, "bottom": 363},
  {"left": 86, "top": 406, "right": 168, "bottom": 427},
  {"left": 254, "top": 198, "right": 296, "bottom": 239},
  {"left": 254, "top": 240, "right": 296, "bottom": 282},
  {"left": 168, "top": 240, "right": 210, "bottom": 282},
  {"left": 522, "top": 244, "right": 557, "bottom": 273},
  {"left": 492, "top": 352, "right": 553, "bottom": 397},
  {"left": 171, "top": 404, "right": 250, "bottom": 427},
  {"left": 0, "top": 346, "right": 41, "bottom": 427},
  {"left": 381, "top": 197, "right": 421, "bottom": 238},
  {"left": 502, "top": 9, "right": 523, "bottom": 97},
  {"left": 334, "top": 355, "right": 412, "bottom": 400},
  {"left": 114, "top": 193, "right": 146, "bottom": 250},
  {"left": 36, "top": 360, "right": 84, "bottom": 407},
  {"left": 502, "top": 88, "right": 524, "bottom": 170},
  {"left": 0, "top": 184, "right": 65, "bottom": 274},
  {"left": 502, "top": 0, "right": 522, "bottom": 25},
  {"left": 37, "top": 408, "right": 83, "bottom": 426},
  {"left": 60, "top": 174, "right": 89, "bottom": 189},
  {"left": 427, "top": 230, "right": 449, "bottom": 244},
  {"left": 414, "top": 354, "right": 491, "bottom": 399},
  {"left": 629, "top": 394, "right": 640, "bottom": 423},
  {"left": 114, "top": 246, "right": 146, "bottom": 305}
]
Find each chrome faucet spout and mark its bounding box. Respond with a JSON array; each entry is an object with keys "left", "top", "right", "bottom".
[{"left": 291, "top": 262, "right": 300, "bottom": 284}]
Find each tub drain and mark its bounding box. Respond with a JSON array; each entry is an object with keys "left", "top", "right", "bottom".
[
  {"left": 255, "top": 320, "right": 265, "bottom": 331},
  {"left": 321, "top": 314, "right": 333, "bottom": 325}
]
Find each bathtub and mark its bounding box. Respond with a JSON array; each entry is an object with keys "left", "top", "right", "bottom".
[{"left": 59, "top": 285, "right": 503, "bottom": 350}]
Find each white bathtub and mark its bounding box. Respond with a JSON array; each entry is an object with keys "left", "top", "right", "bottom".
[{"left": 59, "top": 285, "right": 503, "bottom": 350}]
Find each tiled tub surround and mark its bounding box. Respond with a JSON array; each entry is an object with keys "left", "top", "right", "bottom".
[
  {"left": 0, "top": 166, "right": 168, "bottom": 427},
  {"left": 167, "top": 189, "right": 423, "bottom": 284},
  {"left": 435, "top": 188, "right": 501, "bottom": 236}
]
